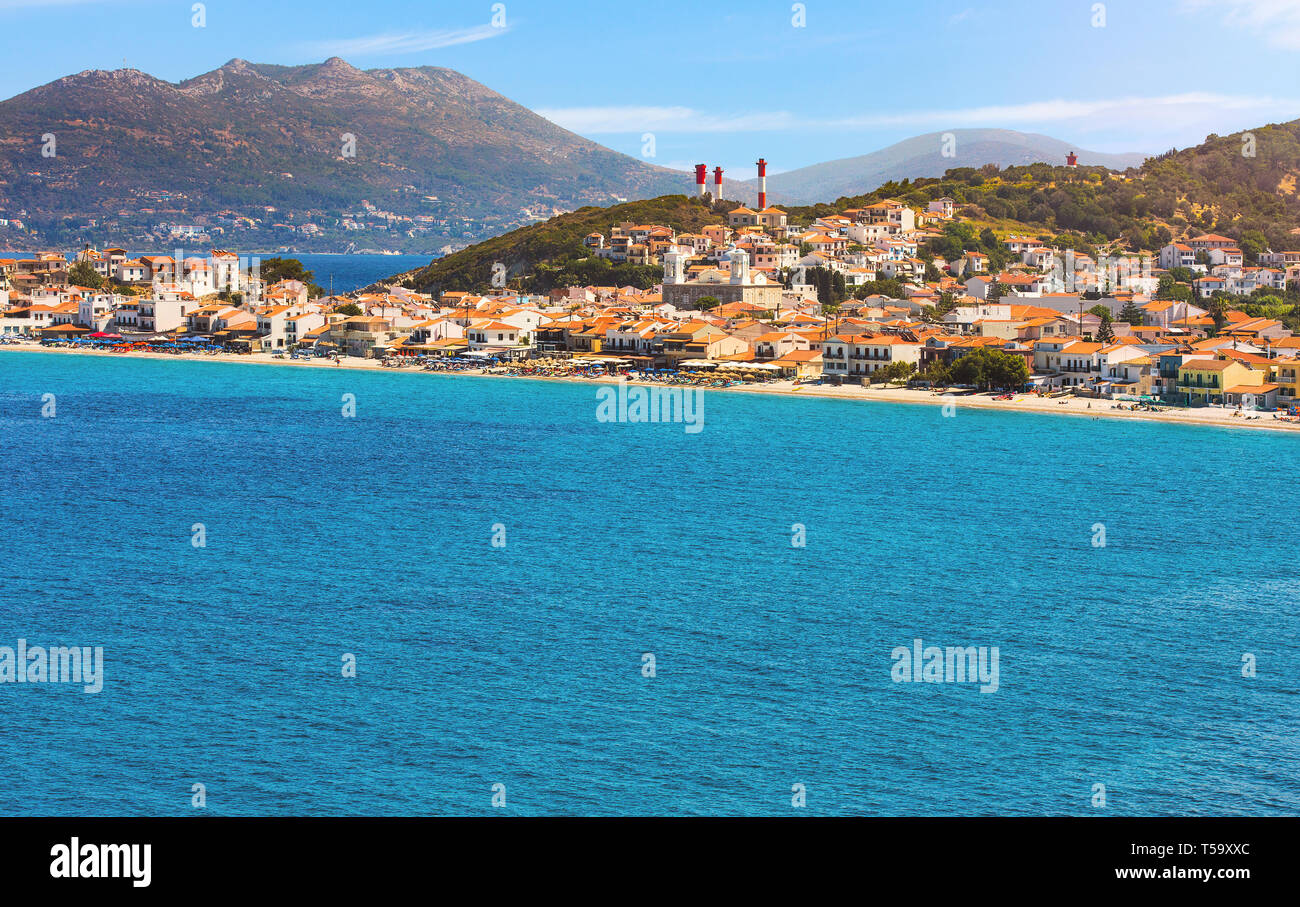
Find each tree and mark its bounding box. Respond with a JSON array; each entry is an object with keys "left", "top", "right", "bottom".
[
  {"left": 1096, "top": 311, "right": 1115, "bottom": 343},
  {"left": 1156, "top": 274, "right": 1192, "bottom": 302},
  {"left": 696, "top": 295, "right": 720, "bottom": 312},
  {"left": 853, "top": 278, "right": 906, "bottom": 300},
  {"left": 1203, "top": 296, "right": 1229, "bottom": 334},
  {"left": 935, "top": 291, "right": 960, "bottom": 316},
  {"left": 335, "top": 302, "right": 362, "bottom": 316},
  {"left": 950, "top": 347, "right": 1030, "bottom": 390},
  {"left": 988, "top": 351, "right": 1030, "bottom": 389},
  {"left": 258, "top": 257, "right": 325, "bottom": 296},
  {"left": 918, "top": 361, "right": 952, "bottom": 387},
  {"left": 258, "top": 256, "right": 315, "bottom": 284},
  {"left": 804, "top": 267, "right": 845, "bottom": 306},
  {"left": 1239, "top": 230, "right": 1268, "bottom": 264},
  {"left": 69, "top": 261, "right": 103, "bottom": 289},
  {"left": 1119, "top": 299, "right": 1144, "bottom": 326},
  {"left": 870, "top": 360, "right": 916, "bottom": 384}
]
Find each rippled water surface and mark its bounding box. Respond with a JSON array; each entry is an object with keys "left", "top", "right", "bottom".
[{"left": 1, "top": 350, "right": 1296, "bottom": 815}]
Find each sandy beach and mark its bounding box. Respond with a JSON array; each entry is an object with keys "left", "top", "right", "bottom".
[{"left": 6, "top": 343, "right": 1297, "bottom": 433}]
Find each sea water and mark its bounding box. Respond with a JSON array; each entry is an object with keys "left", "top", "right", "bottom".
[{"left": 1, "top": 351, "right": 1296, "bottom": 816}]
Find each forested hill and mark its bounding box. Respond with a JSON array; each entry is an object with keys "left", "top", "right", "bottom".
[
  {"left": 789, "top": 120, "right": 1300, "bottom": 253},
  {"left": 395, "top": 119, "right": 1300, "bottom": 293},
  {"left": 403, "top": 195, "right": 727, "bottom": 294}
]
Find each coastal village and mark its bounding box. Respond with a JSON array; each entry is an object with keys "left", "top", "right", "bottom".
[{"left": 6, "top": 155, "right": 1300, "bottom": 413}]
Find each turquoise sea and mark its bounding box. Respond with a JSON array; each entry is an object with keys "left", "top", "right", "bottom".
[
  {"left": 283, "top": 253, "right": 430, "bottom": 292},
  {"left": 1, "top": 351, "right": 1296, "bottom": 816}
]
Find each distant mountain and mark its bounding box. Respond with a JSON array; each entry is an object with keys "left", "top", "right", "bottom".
[
  {"left": 0, "top": 58, "right": 687, "bottom": 249},
  {"left": 744, "top": 129, "right": 1148, "bottom": 204},
  {"left": 785, "top": 119, "right": 1300, "bottom": 251}
]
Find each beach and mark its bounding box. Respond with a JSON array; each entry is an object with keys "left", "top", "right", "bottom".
[{"left": 5, "top": 342, "right": 1296, "bottom": 433}]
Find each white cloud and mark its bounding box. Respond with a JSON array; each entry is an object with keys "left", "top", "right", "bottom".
[
  {"left": 539, "top": 93, "right": 1299, "bottom": 135},
  {"left": 304, "top": 24, "right": 507, "bottom": 58},
  {"left": 1185, "top": 0, "right": 1300, "bottom": 48}
]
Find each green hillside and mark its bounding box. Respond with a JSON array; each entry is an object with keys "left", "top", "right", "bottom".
[
  {"left": 397, "top": 119, "right": 1300, "bottom": 293},
  {"left": 791, "top": 120, "right": 1300, "bottom": 254},
  {"left": 406, "top": 195, "right": 728, "bottom": 294}
]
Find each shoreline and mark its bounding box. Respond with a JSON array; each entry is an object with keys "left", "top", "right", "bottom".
[{"left": 5, "top": 344, "right": 1298, "bottom": 433}]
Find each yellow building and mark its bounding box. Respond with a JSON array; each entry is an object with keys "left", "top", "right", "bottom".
[
  {"left": 1268, "top": 357, "right": 1300, "bottom": 404},
  {"left": 1176, "top": 358, "right": 1263, "bottom": 404}
]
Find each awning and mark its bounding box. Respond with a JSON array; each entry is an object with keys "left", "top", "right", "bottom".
[{"left": 718, "top": 362, "right": 779, "bottom": 370}]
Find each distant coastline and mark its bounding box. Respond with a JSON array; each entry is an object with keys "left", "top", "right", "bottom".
[{"left": 0, "top": 250, "right": 428, "bottom": 293}]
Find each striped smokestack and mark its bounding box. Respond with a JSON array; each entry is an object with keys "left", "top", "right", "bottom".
[
  {"left": 756, "top": 158, "right": 768, "bottom": 210},
  {"left": 713, "top": 166, "right": 724, "bottom": 204},
  {"left": 694, "top": 164, "right": 708, "bottom": 197}
]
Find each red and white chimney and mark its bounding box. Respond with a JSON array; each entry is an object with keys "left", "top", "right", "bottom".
[
  {"left": 756, "top": 158, "right": 768, "bottom": 209},
  {"left": 694, "top": 163, "right": 708, "bottom": 197},
  {"left": 713, "top": 166, "right": 724, "bottom": 203}
]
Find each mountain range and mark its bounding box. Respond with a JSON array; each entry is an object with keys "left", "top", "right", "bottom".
[
  {"left": 0, "top": 61, "right": 1152, "bottom": 252},
  {"left": 0, "top": 58, "right": 685, "bottom": 251},
  {"left": 741, "top": 130, "right": 1148, "bottom": 205}
]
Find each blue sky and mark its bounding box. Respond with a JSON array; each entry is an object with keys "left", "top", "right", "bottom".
[{"left": 5, "top": 0, "right": 1300, "bottom": 175}]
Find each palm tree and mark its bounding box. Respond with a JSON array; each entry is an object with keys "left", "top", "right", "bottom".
[{"left": 1204, "top": 297, "right": 1228, "bottom": 335}]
